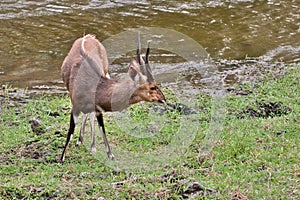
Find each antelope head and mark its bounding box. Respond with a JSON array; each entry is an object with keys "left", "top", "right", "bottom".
[{"left": 129, "top": 33, "right": 166, "bottom": 104}]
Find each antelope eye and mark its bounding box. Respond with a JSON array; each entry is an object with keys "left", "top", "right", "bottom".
[{"left": 150, "top": 86, "right": 156, "bottom": 90}]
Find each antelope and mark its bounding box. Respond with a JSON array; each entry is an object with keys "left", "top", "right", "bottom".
[{"left": 60, "top": 33, "right": 166, "bottom": 163}]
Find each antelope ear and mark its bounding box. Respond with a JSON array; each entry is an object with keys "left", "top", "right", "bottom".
[
  {"left": 128, "top": 59, "right": 148, "bottom": 84},
  {"left": 128, "top": 59, "right": 138, "bottom": 80}
]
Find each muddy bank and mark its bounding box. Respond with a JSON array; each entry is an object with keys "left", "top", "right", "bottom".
[{"left": 0, "top": 58, "right": 296, "bottom": 103}]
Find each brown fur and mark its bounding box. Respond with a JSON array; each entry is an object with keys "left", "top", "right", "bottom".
[{"left": 60, "top": 34, "right": 165, "bottom": 163}]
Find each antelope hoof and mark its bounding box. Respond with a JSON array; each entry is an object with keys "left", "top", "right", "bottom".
[
  {"left": 60, "top": 155, "right": 65, "bottom": 164},
  {"left": 108, "top": 153, "right": 115, "bottom": 160},
  {"left": 91, "top": 146, "right": 97, "bottom": 153},
  {"left": 76, "top": 140, "right": 82, "bottom": 146}
]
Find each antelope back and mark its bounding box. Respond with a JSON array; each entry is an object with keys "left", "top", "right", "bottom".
[{"left": 61, "top": 34, "right": 108, "bottom": 94}]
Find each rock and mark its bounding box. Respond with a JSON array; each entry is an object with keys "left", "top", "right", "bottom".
[
  {"left": 182, "top": 182, "right": 217, "bottom": 198},
  {"left": 29, "top": 118, "right": 45, "bottom": 135}
]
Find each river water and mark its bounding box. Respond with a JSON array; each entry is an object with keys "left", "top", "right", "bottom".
[{"left": 0, "top": 0, "right": 299, "bottom": 90}]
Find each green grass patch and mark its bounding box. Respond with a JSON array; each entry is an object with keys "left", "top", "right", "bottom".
[{"left": 0, "top": 65, "right": 299, "bottom": 199}]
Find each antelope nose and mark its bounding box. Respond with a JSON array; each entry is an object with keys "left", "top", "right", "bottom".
[{"left": 159, "top": 98, "right": 166, "bottom": 104}]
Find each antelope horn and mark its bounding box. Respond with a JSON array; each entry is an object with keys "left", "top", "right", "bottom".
[
  {"left": 136, "top": 32, "right": 147, "bottom": 76},
  {"left": 136, "top": 33, "right": 154, "bottom": 83},
  {"left": 136, "top": 32, "right": 142, "bottom": 66},
  {"left": 144, "top": 41, "right": 154, "bottom": 83},
  {"left": 145, "top": 40, "right": 150, "bottom": 63}
]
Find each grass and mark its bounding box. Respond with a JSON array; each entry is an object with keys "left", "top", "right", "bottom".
[{"left": 0, "top": 64, "right": 299, "bottom": 199}]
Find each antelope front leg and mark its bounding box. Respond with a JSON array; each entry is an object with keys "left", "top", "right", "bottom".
[{"left": 96, "top": 113, "right": 114, "bottom": 160}]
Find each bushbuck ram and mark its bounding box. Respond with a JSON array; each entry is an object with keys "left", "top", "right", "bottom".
[{"left": 60, "top": 34, "right": 166, "bottom": 163}]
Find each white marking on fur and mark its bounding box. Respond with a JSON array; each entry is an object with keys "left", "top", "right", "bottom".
[
  {"left": 81, "top": 37, "right": 87, "bottom": 56},
  {"left": 96, "top": 105, "right": 105, "bottom": 113},
  {"left": 73, "top": 115, "right": 79, "bottom": 125},
  {"left": 106, "top": 146, "right": 110, "bottom": 153}
]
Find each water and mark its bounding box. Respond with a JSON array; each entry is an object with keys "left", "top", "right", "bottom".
[{"left": 0, "top": 0, "right": 299, "bottom": 89}]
